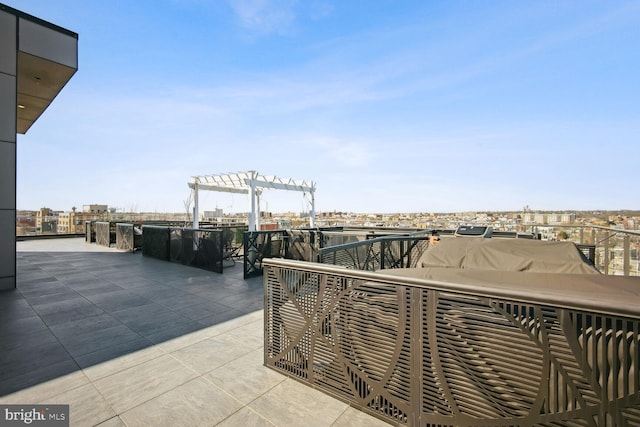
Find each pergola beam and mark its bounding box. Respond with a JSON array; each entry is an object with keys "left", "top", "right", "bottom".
[
  {"left": 248, "top": 179, "right": 314, "bottom": 193},
  {"left": 187, "top": 182, "right": 248, "bottom": 194}
]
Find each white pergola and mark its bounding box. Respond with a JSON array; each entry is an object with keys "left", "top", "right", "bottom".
[{"left": 188, "top": 171, "right": 316, "bottom": 231}]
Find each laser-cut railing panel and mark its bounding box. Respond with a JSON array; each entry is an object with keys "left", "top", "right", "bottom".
[
  {"left": 264, "top": 259, "right": 640, "bottom": 426},
  {"left": 142, "top": 225, "right": 224, "bottom": 273},
  {"left": 115, "top": 223, "right": 142, "bottom": 252},
  {"left": 95, "top": 221, "right": 111, "bottom": 247}
]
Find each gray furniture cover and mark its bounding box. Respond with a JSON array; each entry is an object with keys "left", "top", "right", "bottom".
[{"left": 413, "top": 237, "right": 599, "bottom": 275}]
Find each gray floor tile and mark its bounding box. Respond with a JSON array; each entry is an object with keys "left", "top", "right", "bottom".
[
  {"left": 0, "top": 326, "right": 60, "bottom": 352},
  {"left": 46, "top": 383, "right": 116, "bottom": 427},
  {"left": 49, "top": 313, "right": 123, "bottom": 338},
  {"left": 0, "top": 358, "right": 79, "bottom": 397},
  {"left": 71, "top": 282, "right": 126, "bottom": 297},
  {"left": 83, "top": 290, "right": 152, "bottom": 312},
  {"left": 109, "top": 302, "right": 168, "bottom": 321},
  {"left": 216, "top": 407, "right": 276, "bottom": 427},
  {"left": 80, "top": 345, "right": 166, "bottom": 382},
  {"left": 153, "top": 292, "right": 212, "bottom": 310},
  {"left": 170, "top": 332, "right": 257, "bottom": 374},
  {"left": 129, "top": 285, "right": 188, "bottom": 301},
  {"left": 216, "top": 294, "right": 263, "bottom": 312},
  {"left": 0, "top": 370, "right": 89, "bottom": 404},
  {"left": 114, "top": 308, "right": 195, "bottom": 337},
  {"left": 39, "top": 304, "right": 106, "bottom": 326},
  {"left": 16, "top": 275, "right": 58, "bottom": 287},
  {"left": 0, "top": 340, "right": 73, "bottom": 382},
  {"left": 93, "top": 354, "right": 198, "bottom": 413},
  {"left": 0, "top": 289, "right": 26, "bottom": 304},
  {"left": 57, "top": 324, "right": 144, "bottom": 357},
  {"left": 95, "top": 417, "right": 127, "bottom": 427},
  {"left": 197, "top": 308, "right": 246, "bottom": 327},
  {"left": 204, "top": 349, "right": 286, "bottom": 404},
  {"left": 248, "top": 379, "right": 348, "bottom": 427},
  {"left": 19, "top": 282, "right": 70, "bottom": 298},
  {"left": 120, "top": 377, "right": 243, "bottom": 426},
  {"left": 73, "top": 335, "right": 155, "bottom": 370},
  {"left": 28, "top": 295, "right": 91, "bottom": 315},
  {"left": 331, "top": 407, "right": 392, "bottom": 426},
  {"left": 21, "top": 288, "right": 80, "bottom": 306},
  {"left": 0, "top": 315, "right": 51, "bottom": 344},
  {"left": 172, "top": 300, "right": 236, "bottom": 321},
  {"left": 142, "top": 320, "right": 205, "bottom": 344}
]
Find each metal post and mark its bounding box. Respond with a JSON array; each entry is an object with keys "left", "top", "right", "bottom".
[
  {"left": 623, "top": 234, "right": 630, "bottom": 276},
  {"left": 256, "top": 189, "right": 261, "bottom": 231},
  {"left": 310, "top": 187, "right": 316, "bottom": 228},
  {"left": 193, "top": 182, "right": 199, "bottom": 229},
  {"left": 603, "top": 231, "right": 610, "bottom": 275},
  {"left": 248, "top": 172, "right": 256, "bottom": 232}
]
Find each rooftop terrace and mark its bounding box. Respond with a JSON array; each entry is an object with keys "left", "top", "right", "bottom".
[{"left": 0, "top": 238, "right": 388, "bottom": 426}]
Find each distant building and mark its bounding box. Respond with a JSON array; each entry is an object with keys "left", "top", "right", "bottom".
[
  {"left": 83, "top": 204, "right": 109, "bottom": 214},
  {"left": 203, "top": 209, "right": 224, "bottom": 219},
  {"left": 36, "top": 207, "right": 56, "bottom": 232},
  {"left": 16, "top": 210, "right": 36, "bottom": 235},
  {"left": 57, "top": 212, "right": 73, "bottom": 233},
  {"left": 522, "top": 212, "right": 576, "bottom": 225},
  {"left": 58, "top": 208, "right": 103, "bottom": 234}
]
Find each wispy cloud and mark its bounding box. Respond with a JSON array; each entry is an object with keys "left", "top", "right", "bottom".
[
  {"left": 311, "top": 137, "right": 373, "bottom": 168},
  {"left": 226, "top": 0, "right": 298, "bottom": 34}
]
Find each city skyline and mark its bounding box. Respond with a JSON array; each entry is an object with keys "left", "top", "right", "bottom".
[{"left": 9, "top": 0, "right": 640, "bottom": 214}]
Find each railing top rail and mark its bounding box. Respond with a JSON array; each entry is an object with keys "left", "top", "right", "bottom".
[
  {"left": 141, "top": 225, "right": 224, "bottom": 231},
  {"left": 590, "top": 226, "right": 640, "bottom": 236},
  {"left": 263, "top": 258, "right": 640, "bottom": 318},
  {"left": 522, "top": 223, "right": 640, "bottom": 236}
]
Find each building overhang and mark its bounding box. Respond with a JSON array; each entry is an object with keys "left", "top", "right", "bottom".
[
  {"left": 17, "top": 51, "right": 77, "bottom": 134},
  {"left": 1, "top": 3, "right": 79, "bottom": 134}
]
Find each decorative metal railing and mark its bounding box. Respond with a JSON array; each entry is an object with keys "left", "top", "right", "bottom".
[
  {"left": 264, "top": 258, "right": 640, "bottom": 426},
  {"left": 85, "top": 221, "right": 95, "bottom": 243},
  {"left": 244, "top": 227, "right": 430, "bottom": 278},
  {"left": 242, "top": 227, "right": 366, "bottom": 279},
  {"left": 115, "top": 223, "right": 142, "bottom": 252},
  {"left": 319, "top": 232, "right": 432, "bottom": 270},
  {"left": 142, "top": 225, "right": 224, "bottom": 273},
  {"left": 95, "top": 221, "right": 111, "bottom": 247},
  {"left": 243, "top": 230, "right": 288, "bottom": 279},
  {"left": 318, "top": 230, "right": 366, "bottom": 248},
  {"left": 141, "top": 225, "right": 171, "bottom": 260}
]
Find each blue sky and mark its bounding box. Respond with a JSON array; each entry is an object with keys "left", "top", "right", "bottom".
[{"left": 10, "top": 0, "right": 640, "bottom": 214}]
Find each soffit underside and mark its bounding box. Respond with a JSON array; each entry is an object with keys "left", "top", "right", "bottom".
[{"left": 17, "top": 51, "right": 77, "bottom": 134}]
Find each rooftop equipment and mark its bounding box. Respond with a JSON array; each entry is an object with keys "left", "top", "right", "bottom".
[{"left": 454, "top": 225, "right": 493, "bottom": 238}]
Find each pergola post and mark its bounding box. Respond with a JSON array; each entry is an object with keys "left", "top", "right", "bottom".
[
  {"left": 309, "top": 188, "right": 316, "bottom": 228},
  {"left": 193, "top": 181, "right": 199, "bottom": 229},
  {"left": 256, "top": 189, "right": 262, "bottom": 231},
  {"left": 248, "top": 173, "right": 257, "bottom": 231}
]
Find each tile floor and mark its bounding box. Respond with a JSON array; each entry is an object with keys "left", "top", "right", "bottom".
[{"left": 0, "top": 238, "right": 389, "bottom": 426}]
